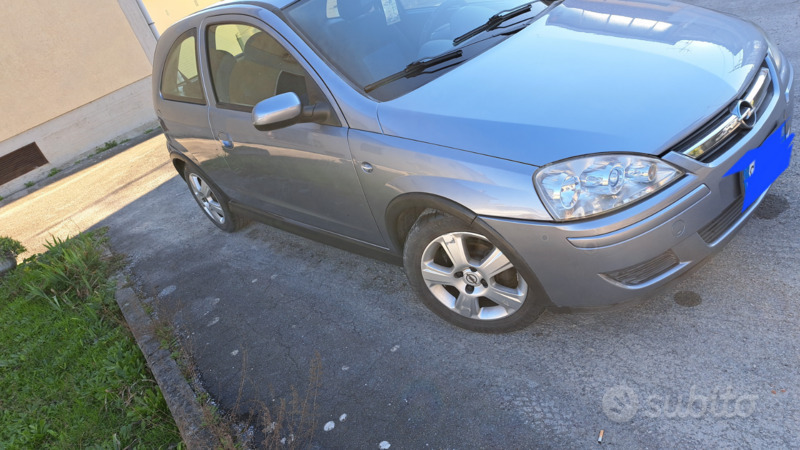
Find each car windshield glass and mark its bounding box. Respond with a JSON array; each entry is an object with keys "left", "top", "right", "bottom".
[{"left": 284, "top": 0, "right": 551, "bottom": 98}]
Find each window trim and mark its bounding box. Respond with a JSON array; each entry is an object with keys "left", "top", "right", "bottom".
[
  {"left": 160, "top": 28, "right": 207, "bottom": 106},
  {"left": 205, "top": 21, "right": 323, "bottom": 113},
  {"left": 198, "top": 15, "right": 342, "bottom": 127},
  {"left": 204, "top": 21, "right": 268, "bottom": 111}
]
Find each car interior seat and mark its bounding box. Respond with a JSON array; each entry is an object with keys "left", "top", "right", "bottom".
[
  {"left": 228, "top": 32, "right": 285, "bottom": 107},
  {"left": 208, "top": 49, "right": 236, "bottom": 103}
]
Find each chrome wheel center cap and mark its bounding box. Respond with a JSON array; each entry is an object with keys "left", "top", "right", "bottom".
[{"left": 463, "top": 269, "right": 483, "bottom": 287}]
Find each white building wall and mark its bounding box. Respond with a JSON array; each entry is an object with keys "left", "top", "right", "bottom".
[
  {"left": 0, "top": 0, "right": 160, "bottom": 197},
  {"left": 0, "top": 0, "right": 221, "bottom": 198}
]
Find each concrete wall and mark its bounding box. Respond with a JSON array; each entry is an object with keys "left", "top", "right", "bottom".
[
  {"left": 0, "top": 0, "right": 222, "bottom": 197},
  {"left": 0, "top": 0, "right": 162, "bottom": 196},
  {"left": 0, "top": 0, "right": 161, "bottom": 197},
  {"left": 0, "top": 1, "right": 153, "bottom": 143}
]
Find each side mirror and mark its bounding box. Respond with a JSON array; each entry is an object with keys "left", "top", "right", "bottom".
[
  {"left": 252, "top": 93, "right": 333, "bottom": 131},
  {"left": 252, "top": 92, "right": 303, "bottom": 130}
]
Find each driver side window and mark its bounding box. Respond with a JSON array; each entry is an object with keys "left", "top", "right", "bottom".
[{"left": 206, "top": 23, "right": 318, "bottom": 110}]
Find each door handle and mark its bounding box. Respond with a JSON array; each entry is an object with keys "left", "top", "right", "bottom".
[{"left": 217, "top": 132, "right": 234, "bottom": 151}]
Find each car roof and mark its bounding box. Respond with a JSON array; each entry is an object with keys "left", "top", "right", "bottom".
[
  {"left": 202, "top": 0, "right": 295, "bottom": 12},
  {"left": 164, "top": 0, "right": 295, "bottom": 35}
]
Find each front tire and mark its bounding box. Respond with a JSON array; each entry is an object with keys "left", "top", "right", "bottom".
[
  {"left": 184, "top": 167, "right": 241, "bottom": 232},
  {"left": 403, "top": 211, "right": 544, "bottom": 332}
]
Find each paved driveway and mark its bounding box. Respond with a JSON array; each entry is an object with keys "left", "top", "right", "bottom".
[{"left": 2, "top": 1, "right": 799, "bottom": 447}]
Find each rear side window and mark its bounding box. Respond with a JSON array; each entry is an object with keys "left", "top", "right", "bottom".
[{"left": 161, "top": 30, "right": 205, "bottom": 104}]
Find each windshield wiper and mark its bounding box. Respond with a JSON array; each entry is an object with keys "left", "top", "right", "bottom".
[
  {"left": 364, "top": 49, "right": 463, "bottom": 92},
  {"left": 453, "top": 1, "right": 536, "bottom": 45}
]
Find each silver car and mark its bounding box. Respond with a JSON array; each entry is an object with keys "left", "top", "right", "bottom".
[{"left": 153, "top": 0, "right": 794, "bottom": 332}]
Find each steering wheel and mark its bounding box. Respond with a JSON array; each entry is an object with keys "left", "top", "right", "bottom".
[{"left": 419, "top": 0, "right": 467, "bottom": 45}]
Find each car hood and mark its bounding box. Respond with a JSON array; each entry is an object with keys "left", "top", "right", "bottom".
[{"left": 377, "top": 0, "right": 767, "bottom": 166}]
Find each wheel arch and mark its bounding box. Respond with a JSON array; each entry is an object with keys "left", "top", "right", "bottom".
[
  {"left": 172, "top": 157, "right": 186, "bottom": 178},
  {"left": 169, "top": 150, "right": 202, "bottom": 181},
  {"left": 167, "top": 143, "right": 192, "bottom": 177},
  {"left": 169, "top": 151, "right": 233, "bottom": 201},
  {"left": 385, "top": 193, "right": 477, "bottom": 254},
  {"left": 386, "top": 192, "right": 556, "bottom": 311}
]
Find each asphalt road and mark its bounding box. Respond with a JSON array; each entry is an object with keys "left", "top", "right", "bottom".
[{"left": 2, "top": 0, "right": 799, "bottom": 447}]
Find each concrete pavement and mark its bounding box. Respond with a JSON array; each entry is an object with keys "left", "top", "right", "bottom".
[{"left": 0, "top": 131, "right": 175, "bottom": 257}]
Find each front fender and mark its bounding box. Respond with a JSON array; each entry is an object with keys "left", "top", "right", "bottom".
[{"left": 347, "top": 130, "right": 553, "bottom": 249}]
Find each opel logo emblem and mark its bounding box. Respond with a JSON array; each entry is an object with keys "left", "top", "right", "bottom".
[
  {"left": 734, "top": 100, "right": 757, "bottom": 129},
  {"left": 464, "top": 273, "right": 480, "bottom": 286},
  {"left": 748, "top": 161, "right": 756, "bottom": 177}
]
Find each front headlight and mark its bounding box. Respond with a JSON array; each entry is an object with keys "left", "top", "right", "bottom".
[{"left": 534, "top": 154, "right": 683, "bottom": 221}]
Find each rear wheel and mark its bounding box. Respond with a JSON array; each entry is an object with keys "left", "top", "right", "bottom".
[
  {"left": 184, "top": 167, "right": 241, "bottom": 232},
  {"left": 403, "top": 211, "right": 544, "bottom": 332}
]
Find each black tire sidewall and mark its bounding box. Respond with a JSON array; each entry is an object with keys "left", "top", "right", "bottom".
[{"left": 403, "top": 212, "right": 544, "bottom": 333}]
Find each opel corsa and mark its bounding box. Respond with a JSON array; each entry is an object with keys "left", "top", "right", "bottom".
[{"left": 154, "top": 0, "right": 795, "bottom": 332}]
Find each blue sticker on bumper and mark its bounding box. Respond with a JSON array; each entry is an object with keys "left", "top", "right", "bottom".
[{"left": 724, "top": 122, "right": 794, "bottom": 212}]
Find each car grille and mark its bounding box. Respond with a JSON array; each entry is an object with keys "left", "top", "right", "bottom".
[
  {"left": 604, "top": 250, "right": 680, "bottom": 286},
  {"left": 698, "top": 195, "right": 746, "bottom": 244},
  {"left": 673, "top": 60, "right": 773, "bottom": 163}
]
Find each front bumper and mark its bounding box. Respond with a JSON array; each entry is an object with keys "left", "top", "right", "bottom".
[{"left": 483, "top": 58, "right": 795, "bottom": 309}]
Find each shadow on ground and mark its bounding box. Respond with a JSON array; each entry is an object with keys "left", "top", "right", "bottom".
[{"left": 93, "top": 171, "right": 800, "bottom": 448}]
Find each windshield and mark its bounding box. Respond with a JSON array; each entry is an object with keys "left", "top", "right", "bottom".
[{"left": 284, "top": 0, "right": 551, "bottom": 99}]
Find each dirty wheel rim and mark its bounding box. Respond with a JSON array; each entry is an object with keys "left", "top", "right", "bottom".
[
  {"left": 188, "top": 173, "right": 226, "bottom": 225},
  {"left": 420, "top": 231, "right": 527, "bottom": 320}
]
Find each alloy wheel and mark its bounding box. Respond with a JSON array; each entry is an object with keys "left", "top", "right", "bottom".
[
  {"left": 419, "top": 231, "right": 528, "bottom": 320},
  {"left": 188, "top": 173, "right": 226, "bottom": 225}
]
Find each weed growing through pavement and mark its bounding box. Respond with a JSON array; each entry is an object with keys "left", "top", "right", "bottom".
[
  {"left": 145, "top": 281, "right": 324, "bottom": 448},
  {"left": 96, "top": 140, "right": 118, "bottom": 154},
  {"left": 258, "top": 352, "right": 323, "bottom": 449},
  {"left": 25, "top": 181, "right": 35, "bottom": 188},
  {"left": 47, "top": 168, "right": 61, "bottom": 177},
  {"left": 145, "top": 297, "right": 239, "bottom": 447},
  {"left": 156, "top": 323, "right": 323, "bottom": 448}
]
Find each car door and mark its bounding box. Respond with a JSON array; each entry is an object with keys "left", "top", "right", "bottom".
[
  {"left": 200, "top": 16, "right": 384, "bottom": 245},
  {"left": 156, "top": 28, "right": 229, "bottom": 184}
]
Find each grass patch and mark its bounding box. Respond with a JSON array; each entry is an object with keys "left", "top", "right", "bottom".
[
  {"left": 0, "top": 230, "right": 182, "bottom": 448},
  {"left": 25, "top": 181, "right": 35, "bottom": 188},
  {"left": 96, "top": 140, "right": 118, "bottom": 154},
  {"left": 47, "top": 168, "right": 61, "bottom": 177},
  {"left": 0, "top": 237, "right": 25, "bottom": 257}
]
